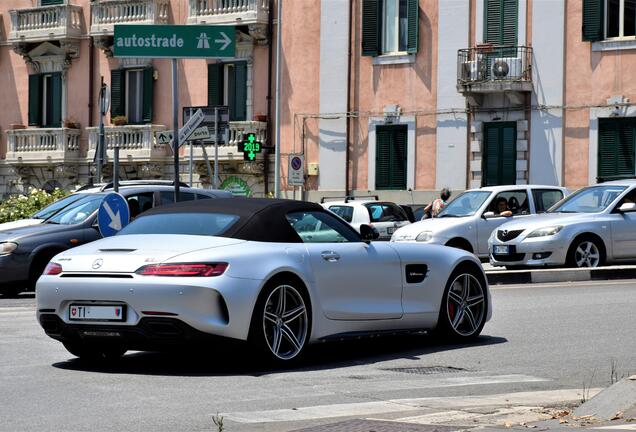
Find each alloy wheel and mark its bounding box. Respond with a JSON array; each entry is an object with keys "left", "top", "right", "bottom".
[
  {"left": 262, "top": 284, "right": 308, "bottom": 360},
  {"left": 446, "top": 273, "right": 485, "bottom": 337},
  {"left": 574, "top": 241, "right": 600, "bottom": 268}
]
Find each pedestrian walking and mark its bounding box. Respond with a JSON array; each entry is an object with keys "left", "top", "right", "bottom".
[{"left": 423, "top": 188, "right": 451, "bottom": 219}]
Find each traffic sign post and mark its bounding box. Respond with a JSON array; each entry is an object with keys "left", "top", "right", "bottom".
[
  {"left": 97, "top": 193, "right": 130, "bottom": 237},
  {"left": 288, "top": 154, "right": 305, "bottom": 186},
  {"left": 240, "top": 133, "right": 263, "bottom": 161}
]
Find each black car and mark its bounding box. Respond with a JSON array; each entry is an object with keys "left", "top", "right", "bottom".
[{"left": 0, "top": 181, "right": 231, "bottom": 296}]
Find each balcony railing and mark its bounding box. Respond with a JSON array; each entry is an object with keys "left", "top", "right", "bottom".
[
  {"left": 6, "top": 128, "right": 81, "bottom": 164},
  {"left": 190, "top": 121, "right": 267, "bottom": 160},
  {"left": 457, "top": 45, "right": 532, "bottom": 93},
  {"left": 187, "top": 0, "right": 269, "bottom": 25},
  {"left": 9, "top": 4, "right": 83, "bottom": 43},
  {"left": 86, "top": 124, "right": 167, "bottom": 162},
  {"left": 90, "top": 0, "right": 169, "bottom": 36}
]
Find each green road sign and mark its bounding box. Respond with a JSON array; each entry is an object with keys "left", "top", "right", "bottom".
[
  {"left": 113, "top": 25, "right": 235, "bottom": 58},
  {"left": 240, "top": 133, "right": 262, "bottom": 161}
]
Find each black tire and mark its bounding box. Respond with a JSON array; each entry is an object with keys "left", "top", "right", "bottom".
[
  {"left": 248, "top": 275, "right": 311, "bottom": 365},
  {"left": 0, "top": 285, "right": 23, "bottom": 298},
  {"left": 566, "top": 236, "right": 604, "bottom": 268},
  {"left": 435, "top": 264, "right": 488, "bottom": 341},
  {"left": 63, "top": 341, "right": 127, "bottom": 364}
]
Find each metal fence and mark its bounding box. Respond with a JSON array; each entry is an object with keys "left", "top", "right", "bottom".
[{"left": 457, "top": 45, "right": 533, "bottom": 85}]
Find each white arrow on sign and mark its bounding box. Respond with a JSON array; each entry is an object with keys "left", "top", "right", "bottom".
[
  {"left": 215, "top": 32, "right": 232, "bottom": 51},
  {"left": 102, "top": 202, "right": 122, "bottom": 231},
  {"left": 156, "top": 131, "right": 173, "bottom": 145}
]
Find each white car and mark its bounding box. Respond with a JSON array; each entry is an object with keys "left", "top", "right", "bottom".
[
  {"left": 489, "top": 180, "right": 636, "bottom": 268},
  {"left": 37, "top": 198, "right": 491, "bottom": 364},
  {"left": 391, "top": 185, "right": 568, "bottom": 259},
  {"left": 321, "top": 196, "right": 411, "bottom": 240}
]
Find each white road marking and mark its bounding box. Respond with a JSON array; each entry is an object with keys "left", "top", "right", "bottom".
[
  {"left": 491, "top": 280, "right": 636, "bottom": 290},
  {"left": 222, "top": 382, "right": 588, "bottom": 424},
  {"left": 0, "top": 307, "right": 35, "bottom": 316},
  {"left": 591, "top": 426, "right": 636, "bottom": 430}
]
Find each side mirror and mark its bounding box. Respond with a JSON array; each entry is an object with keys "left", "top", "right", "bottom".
[
  {"left": 482, "top": 211, "right": 496, "bottom": 219},
  {"left": 360, "top": 224, "right": 380, "bottom": 242},
  {"left": 619, "top": 202, "right": 636, "bottom": 213}
]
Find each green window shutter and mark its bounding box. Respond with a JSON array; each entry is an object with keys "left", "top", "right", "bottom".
[
  {"left": 406, "top": 0, "right": 419, "bottom": 54},
  {"left": 500, "top": 124, "right": 517, "bottom": 185},
  {"left": 207, "top": 63, "right": 224, "bottom": 107},
  {"left": 234, "top": 62, "right": 247, "bottom": 121},
  {"left": 582, "top": 0, "right": 604, "bottom": 42},
  {"left": 485, "top": 0, "right": 518, "bottom": 46},
  {"left": 50, "top": 72, "right": 62, "bottom": 128},
  {"left": 598, "top": 118, "right": 636, "bottom": 181},
  {"left": 40, "top": 0, "right": 64, "bottom": 6},
  {"left": 142, "top": 67, "right": 154, "bottom": 123},
  {"left": 110, "top": 69, "right": 125, "bottom": 118},
  {"left": 376, "top": 125, "right": 407, "bottom": 190},
  {"left": 483, "top": 125, "right": 500, "bottom": 186},
  {"left": 483, "top": 122, "right": 516, "bottom": 186},
  {"left": 362, "top": 0, "right": 380, "bottom": 56},
  {"left": 28, "top": 74, "right": 42, "bottom": 127}
]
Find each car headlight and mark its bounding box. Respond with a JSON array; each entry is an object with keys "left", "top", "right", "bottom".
[
  {"left": 416, "top": 231, "right": 434, "bottom": 242},
  {"left": 527, "top": 226, "right": 563, "bottom": 238},
  {"left": 0, "top": 242, "right": 17, "bottom": 255}
]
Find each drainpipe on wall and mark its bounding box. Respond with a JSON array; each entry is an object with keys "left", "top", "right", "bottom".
[
  {"left": 345, "top": 0, "right": 354, "bottom": 196},
  {"left": 264, "top": 0, "right": 274, "bottom": 196}
]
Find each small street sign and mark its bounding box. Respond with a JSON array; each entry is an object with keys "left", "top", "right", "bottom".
[
  {"left": 113, "top": 25, "right": 235, "bottom": 58},
  {"left": 187, "top": 127, "right": 211, "bottom": 141},
  {"left": 288, "top": 154, "right": 305, "bottom": 185},
  {"left": 240, "top": 133, "right": 262, "bottom": 161},
  {"left": 183, "top": 106, "right": 230, "bottom": 143},
  {"left": 156, "top": 131, "right": 173, "bottom": 144},
  {"left": 178, "top": 108, "right": 205, "bottom": 143},
  {"left": 97, "top": 193, "right": 130, "bottom": 238}
]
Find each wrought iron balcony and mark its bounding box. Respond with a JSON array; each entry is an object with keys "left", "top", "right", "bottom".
[
  {"left": 86, "top": 124, "right": 168, "bottom": 163},
  {"left": 8, "top": 4, "right": 83, "bottom": 43},
  {"left": 6, "top": 128, "right": 81, "bottom": 165},
  {"left": 90, "top": 0, "right": 169, "bottom": 37},
  {"left": 187, "top": 0, "right": 269, "bottom": 39},
  {"left": 457, "top": 45, "right": 533, "bottom": 103}
]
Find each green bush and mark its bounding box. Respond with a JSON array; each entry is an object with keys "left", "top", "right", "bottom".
[{"left": 0, "top": 188, "right": 68, "bottom": 224}]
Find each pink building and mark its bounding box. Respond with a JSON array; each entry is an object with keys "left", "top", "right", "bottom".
[{"left": 0, "top": 0, "right": 634, "bottom": 201}]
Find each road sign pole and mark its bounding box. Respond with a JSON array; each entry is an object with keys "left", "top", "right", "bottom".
[
  {"left": 274, "top": 0, "right": 283, "bottom": 198},
  {"left": 113, "top": 144, "right": 120, "bottom": 192},
  {"left": 189, "top": 140, "right": 194, "bottom": 187},
  {"left": 172, "top": 58, "right": 180, "bottom": 202},
  {"left": 201, "top": 142, "right": 213, "bottom": 185},
  {"left": 214, "top": 107, "right": 219, "bottom": 189},
  {"left": 97, "top": 77, "right": 106, "bottom": 184}
]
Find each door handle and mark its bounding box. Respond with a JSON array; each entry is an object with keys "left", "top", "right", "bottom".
[{"left": 321, "top": 251, "right": 340, "bottom": 262}]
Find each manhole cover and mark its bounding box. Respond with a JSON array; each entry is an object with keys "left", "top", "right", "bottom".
[
  {"left": 383, "top": 366, "right": 467, "bottom": 375},
  {"left": 292, "top": 419, "right": 458, "bottom": 432}
]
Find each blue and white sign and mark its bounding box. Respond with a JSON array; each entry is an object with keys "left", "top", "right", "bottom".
[{"left": 98, "top": 193, "right": 130, "bottom": 237}]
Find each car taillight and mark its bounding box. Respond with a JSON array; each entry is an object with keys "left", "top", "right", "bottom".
[
  {"left": 135, "top": 263, "right": 228, "bottom": 277},
  {"left": 43, "top": 262, "right": 63, "bottom": 276}
]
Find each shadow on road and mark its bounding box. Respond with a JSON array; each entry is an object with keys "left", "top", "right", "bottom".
[{"left": 52, "top": 334, "right": 507, "bottom": 377}]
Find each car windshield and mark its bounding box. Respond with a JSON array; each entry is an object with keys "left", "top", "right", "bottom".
[
  {"left": 549, "top": 185, "right": 627, "bottom": 214},
  {"left": 32, "top": 194, "right": 87, "bottom": 219},
  {"left": 118, "top": 212, "right": 240, "bottom": 236},
  {"left": 437, "top": 191, "right": 491, "bottom": 217},
  {"left": 45, "top": 195, "right": 104, "bottom": 225}
]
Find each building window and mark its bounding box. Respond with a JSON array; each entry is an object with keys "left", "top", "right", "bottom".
[
  {"left": 375, "top": 124, "right": 407, "bottom": 190},
  {"left": 362, "top": 0, "right": 419, "bottom": 57},
  {"left": 598, "top": 118, "right": 636, "bottom": 182},
  {"left": 40, "top": 0, "right": 64, "bottom": 5},
  {"left": 28, "top": 73, "right": 62, "bottom": 128},
  {"left": 482, "top": 122, "right": 517, "bottom": 186},
  {"left": 208, "top": 62, "right": 247, "bottom": 121},
  {"left": 110, "top": 68, "right": 154, "bottom": 124},
  {"left": 606, "top": 0, "right": 636, "bottom": 38},
  {"left": 484, "top": 0, "right": 518, "bottom": 46}
]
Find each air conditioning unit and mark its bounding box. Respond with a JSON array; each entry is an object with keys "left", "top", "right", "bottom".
[
  {"left": 462, "top": 60, "right": 479, "bottom": 81},
  {"left": 491, "top": 57, "right": 522, "bottom": 79}
]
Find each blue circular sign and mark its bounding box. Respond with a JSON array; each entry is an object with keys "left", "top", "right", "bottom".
[
  {"left": 97, "top": 193, "right": 130, "bottom": 237},
  {"left": 291, "top": 156, "right": 302, "bottom": 171}
]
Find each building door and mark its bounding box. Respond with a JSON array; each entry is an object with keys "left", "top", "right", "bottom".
[
  {"left": 598, "top": 118, "right": 636, "bottom": 182},
  {"left": 483, "top": 122, "right": 516, "bottom": 186},
  {"left": 376, "top": 124, "right": 407, "bottom": 190}
]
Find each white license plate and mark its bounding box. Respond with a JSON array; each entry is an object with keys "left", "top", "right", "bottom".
[
  {"left": 493, "top": 245, "right": 510, "bottom": 255},
  {"left": 387, "top": 227, "right": 396, "bottom": 234},
  {"left": 69, "top": 305, "right": 125, "bottom": 321}
]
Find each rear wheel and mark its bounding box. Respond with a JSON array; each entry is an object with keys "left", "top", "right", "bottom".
[
  {"left": 249, "top": 277, "right": 311, "bottom": 364},
  {"left": 63, "top": 341, "right": 126, "bottom": 364},
  {"left": 436, "top": 265, "right": 487, "bottom": 340},
  {"left": 566, "top": 237, "right": 604, "bottom": 268}
]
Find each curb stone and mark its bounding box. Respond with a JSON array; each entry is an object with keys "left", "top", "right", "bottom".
[{"left": 486, "top": 265, "right": 636, "bottom": 285}]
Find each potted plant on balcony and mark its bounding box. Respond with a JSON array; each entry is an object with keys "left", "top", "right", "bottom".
[
  {"left": 254, "top": 114, "right": 267, "bottom": 122},
  {"left": 112, "top": 115, "right": 128, "bottom": 126},
  {"left": 9, "top": 124, "right": 26, "bottom": 130},
  {"left": 63, "top": 118, "right": 81, "bottom": 129}
]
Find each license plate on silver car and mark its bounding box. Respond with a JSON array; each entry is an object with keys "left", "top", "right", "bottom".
[
  {"left": 493, "top": 245, "right": 509, "bottom": 255},
  {"left": 69, "top": 305, "right": 125, "bottom": 321},
  {"left": 387, "top": 227, "right": 396, "bottom": 235}
]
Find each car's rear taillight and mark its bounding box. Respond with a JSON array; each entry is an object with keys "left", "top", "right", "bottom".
[
  {"left": 43, "top": 262, "right": 63, "bottom": 276},
  {"left": 135, "top": 263, "right": 228, "bottom": 277}
]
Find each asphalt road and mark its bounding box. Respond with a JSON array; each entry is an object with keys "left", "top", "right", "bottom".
[{"left": 1, "top": 281, "right": 635, "bottom": 431}]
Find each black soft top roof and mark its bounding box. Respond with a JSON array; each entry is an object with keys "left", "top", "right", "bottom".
[{"left": 139, "top": 197, "right": 326, "bottom": 243}]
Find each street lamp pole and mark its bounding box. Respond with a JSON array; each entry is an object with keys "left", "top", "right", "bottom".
[{"left": 274, "top": 0, "right": 282, "bottom": 198}]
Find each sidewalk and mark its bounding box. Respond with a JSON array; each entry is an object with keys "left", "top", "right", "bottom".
[{"left": 483, "top": 264, "right": 636, "bottom": 285}]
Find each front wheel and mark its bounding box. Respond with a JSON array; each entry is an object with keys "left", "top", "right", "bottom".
[
  {"left": 436, "top": 266, "right": 487, "bottom": 340},
  {"left": 567, "top": 237, "right": 603, "bottom": 268},
  {"left": 249, "top": 278, "right": 311, "bottom": 364},
  {"left": 63, "top": 341, "right": 126, "bottom": 364}
]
